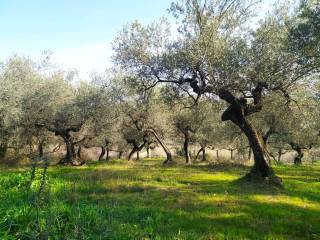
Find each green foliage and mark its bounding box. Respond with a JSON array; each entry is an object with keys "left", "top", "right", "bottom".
[{"left": 1, "top": 160, "right": 320, "bottom": 239}]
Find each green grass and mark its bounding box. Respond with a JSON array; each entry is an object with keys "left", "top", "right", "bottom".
[{"left": 0, "top": 159, "right": 320, "bottom": 239}]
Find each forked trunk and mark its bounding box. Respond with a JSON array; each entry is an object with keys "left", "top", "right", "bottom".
[
  {"left": 128, "top": 141, "right": 146, "bottom": 161},
  {"left": 59, "top": 135, "right": 80, "bottom": 165},
  {"left": 196, "top": 145, "right": 206, "bottom": 162},
  {"left": 290, "top": 142, "right": 304, "bottom": 165},
  {"left": 146, "top": 129, "right": 173, "bottom": 164},
  {"left": 294, "top": 153, "right": 303, "bottom": 165},
  {"left": 218, "top": 86, "right": 281, "bottom": 186},
  {"left": 59, "top": 136, "right": 74, "bottom": 164},
  {"left": 220, "top": 101, "right": 278, "bottom": 182},
  {"left": 34, "top": 124, "right": 85, "bottom": 166}
]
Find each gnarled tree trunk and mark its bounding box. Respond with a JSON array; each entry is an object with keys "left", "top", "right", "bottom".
[
  {"left": 99, "top": 146, "right": 106, "bottom": 161},
  {"left": 146, "top": 128, "right": 173, "bottom": 164},
  {"left": 216, "top": 150, "right": 219, "bottom": 163},
  {"left": 277, "top": 148, "right": 284, "bottom": 164},
  {"left": 127, "top": 140, "right": 147, "bottom": 161},
  {"left": 38, "top": 141, "right": 44, "bottom": 158},
  {"left": 146, "top": 145, "right": 150, "bottom": 158},
  {"left": 35, "top": 122, "right": 85, "bottom": 166},
  {"left": 290, "top": 142, "right": 304, "bottom": 165},
  {"left": 202, "top": 147, "right": 206, "bottom": 161},
  {"left": 230, "top": 149, "right": 234, "bottom": 161},
  {"left": 183, "top": 131, "right": 191, "bottom": 164},
  {"left": 77, "top": 145, "right": 82, "bottom": 159},
  {"left": 59, "top": 135, "right": 77, "bottom": 165},
  {"left": 0, "top": 142, "right": 7, "bottom": 159},
  {"left": 240, "top": 120, "right": 272, "bottom": 177},
  {"left": 196, "top": 144, "right": 206, "bottom": 162},
  {"left": 218, "top": 87, "right": 281, "bottom": 185},
  {"left": 106, "top": 147, "right": 110, "bottom": 161}
]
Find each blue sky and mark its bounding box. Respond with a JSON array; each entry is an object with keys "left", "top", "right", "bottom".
[{"left": 0, "top": 0, "right": 274, "bottom": 79}]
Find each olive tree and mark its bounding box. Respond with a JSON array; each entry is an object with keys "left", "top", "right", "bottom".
[
  {"left": 113, "top": 0, "right": 319, "bottom": 184},
  {"left": 29, "top": 74, "right": 99, "bottom": 165},
  {"left": 118, "top": 81, "right": 174, "bottom": 163},
  {"left": 0, "top": 55, "right": 42, "bottom": 159}
]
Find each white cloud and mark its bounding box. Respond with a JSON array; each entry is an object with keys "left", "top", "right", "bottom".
[{"left": 53, "top": 42, "right": 113, "bottom": 80}]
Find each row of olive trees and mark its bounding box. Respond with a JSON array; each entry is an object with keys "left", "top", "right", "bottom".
[
  {"left": 0, "top": 55, "right": 226, "bottom": 165},
  {"left": 112, "top": 0, "right": 320, "bottom": 185},
  {"left": 0, "top": 0, "right": 319, "bottom": 185},
  {"left": 0, "top": 55, "right": 318, "bottom": 167}
]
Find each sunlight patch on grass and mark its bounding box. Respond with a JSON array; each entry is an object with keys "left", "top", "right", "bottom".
[
  {"left": 1, "top": 159, "right": 320, "bottom": 239},
  {"left": 251, "top": 194, "right": 320, "bottom": 211}
]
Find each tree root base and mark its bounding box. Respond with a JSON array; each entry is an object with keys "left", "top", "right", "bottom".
[
  {"left": 57, "top": 158, "right": 86, "bottom": 166},
  {"left": 243, "top": 171, "right": 283, "bottom": 188},
  {"left": 163, "top": 159, "right": 175, "bottom": 165}
]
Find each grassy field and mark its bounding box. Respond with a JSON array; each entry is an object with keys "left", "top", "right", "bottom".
[{"left": 0, "top": 159, "right": 319, "bottom": 240}]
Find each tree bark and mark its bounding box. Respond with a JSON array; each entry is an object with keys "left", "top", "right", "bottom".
[
  {"left": 201, "top": 147, "right": 206, "bottom": 161},
  {"left": 118, "top": 151, "right": 123, "bottom": 159},
  {"left": 183, "top": 131, "right": 191, "bottom": 164},
  {"left": 196, "top": 145, "right": 206, "bottom": 162},
  {"left": 146, "top": 145, "right": 150, "bottom": 158},
  {"left": 216, "top": 150, "right": 219, "bottom": 162},
  {"left": 34, "top": 123, "right": 85, "bottom": 166},
  {"left": 77, "top": 145, "right": 82, "bottom": 159},
  {"left": 196, "top": 148, "right": 202, "bottom": 161},
  {"left": 230, "top": 149, "right": 234, "bottom": 161},
  {"left": 128, "top": 147, "right": 136, "bottom": 161},
  {"left": 60, "top": 135, "right": 75, "bottom": 164},
  {"left": 277, "top": 148, "right": 284, "bottom": 164},
  {"left": 136, "top": 151, "right": 140, "bottom": 160},
  {"left": 38, "top": 141, "right": 44, "bottom": 158},
  {"left": 128, "top": 141, "right": 146, "bottom": 161},
  {"left": 145, "top": 128, "right": 173, "bottom": 164},
  {"left": 248, "top": 148, "right": 252, "bottom": 161},
  {"left": 106, "top": 147, "right": 110, "bottom": 161},
  {"left": 290, "top": 142, "right": 303, "bottom": 165},
  {"left": 219, "top": 88, "right": 280, "bottom": 184},
  {"left": 58, "top": 134, "right": 83, "bottom": 166},
  {"left": 238, "top": 119, "right": 273, "bottom": 178},
  {"left": 263, "top": 125, "right": 274, "bottom": 146},
  {"left": 0, "top": 142, "right": 7, "bottom": 159},
  {"left": 99, "top": 146, "right": 106, "bottom": 161}
]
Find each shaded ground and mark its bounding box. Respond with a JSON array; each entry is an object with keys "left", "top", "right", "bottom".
[{"left": 0, "top": 159, "right": 319, "bottom": 239}]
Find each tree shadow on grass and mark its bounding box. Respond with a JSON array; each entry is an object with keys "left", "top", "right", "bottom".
[
  {"left": 2, "top": 161, "right": 320, "bottom": 239},
  {"left": 49, "top": 160, "right": 320, "bottom": 203},
  {"left": 48, "top": 175, "right": 320, "bottom": 240}
]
